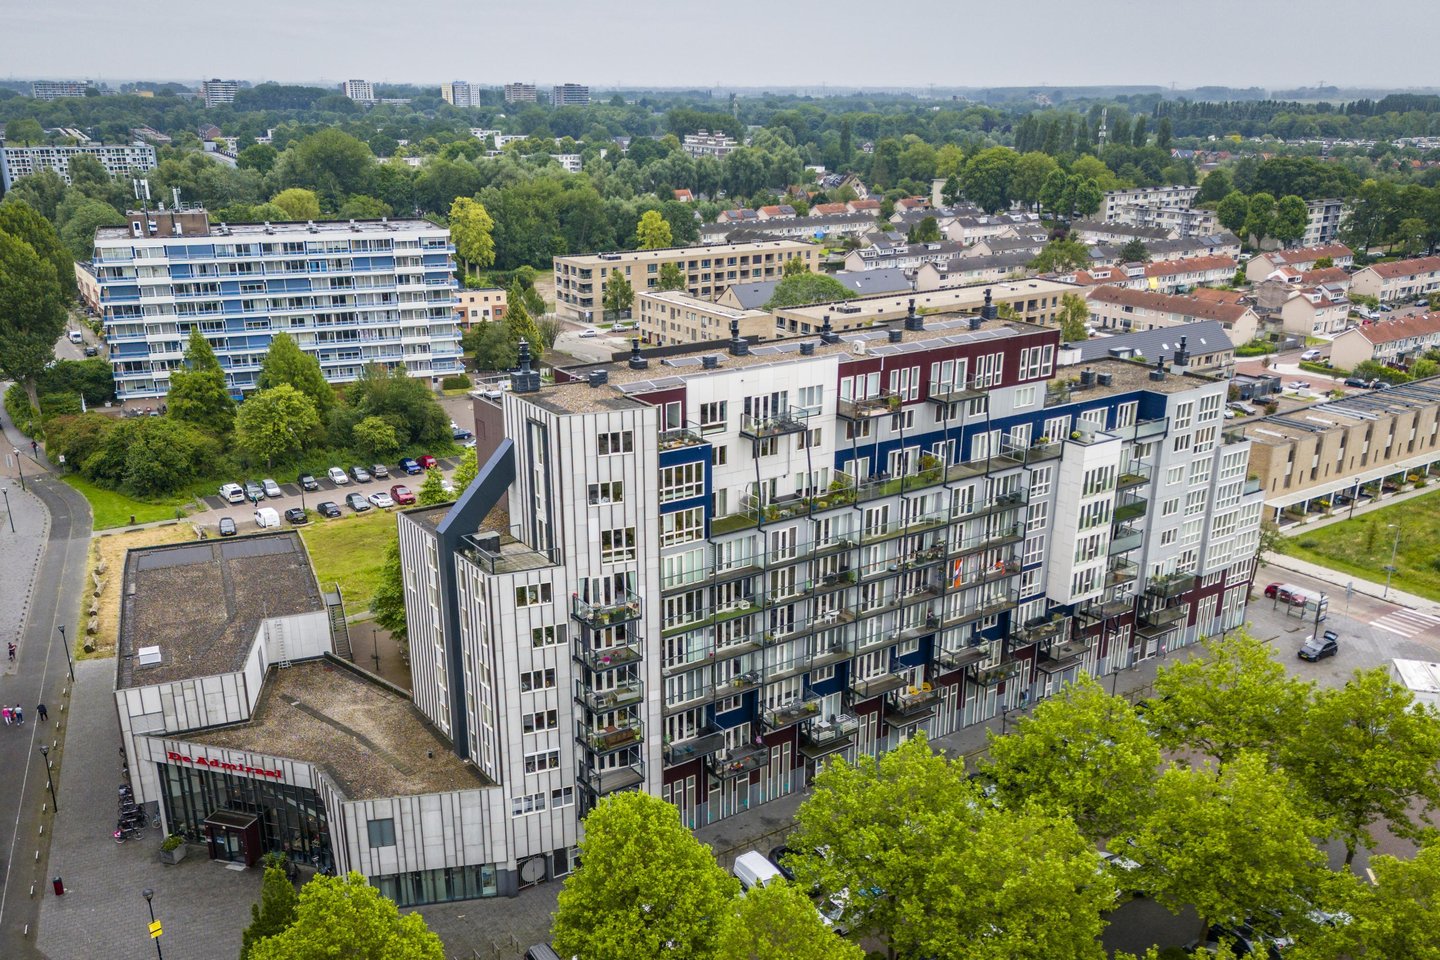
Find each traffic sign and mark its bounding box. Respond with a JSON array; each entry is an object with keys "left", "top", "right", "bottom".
[{"left": 149, "top": 920, "right": 163, "bottom": 939}]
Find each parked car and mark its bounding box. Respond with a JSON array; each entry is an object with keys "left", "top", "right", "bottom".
[
  {"left": 370, "top": 463, "right": 391, "bottom": 480},
  {"left": 1299, "top": 631, "right": 1339, "bottom": 662},
  {"left": 1264, "top": 583, "right": 1314, "bottom": 605},
  {"left": 244, "top": 480, "right": 265, "bottom": 502},
  {"left": 83, "top": 345, "right": 100, "bottom": 357},
  {"left": 418, "top": 454, "right": 438, "bottom": 470},
  {"left": 1299, "top": 349, "right": 1323, "bottom": 362},
  {"left": 217, "top": 517, "right": 237, "bottom": 537},
  {"left": 317, "top": 501, "right": 342, "bottom": 518},
  {"left": 732, "top": 850, "right": 783, "bottom": 892},
  {"left": 390, "top": 484, "right": 416, "bottom": 505},
  {"left": 219, "top": 482, "right": 245, "bottom": 504},
  {"left": 1286, "top": 380, "right": 1311, "bottom": 391},
  {"left": 253, "top": 507, "right": 280, "bottom": 528},
  {"left": 345, "top": 492, "right": 371, "bottom": 512},
  {"left": 767, "top": 846, "right": 798, "bottom": 882},
  {"left": 349, "top": 465, "right": 372, "bottom": 483},
  {"left": 68, "top": 330, "right": 84, "bottom": 344},
  {"left": 452, "top": 428, "right": 474, "bottom": 442},
  {"left": 298, "top": 473, "right": 320, "bottom": 492},
  {"left": 399, "top": 457, "right": 422, "bottom": 475},
  {"left": 262, "top": 478, "right": 283, "bottom": 499},
  {"left": 1343, "top": 377, "right": 1374, "bottom": 388},
  {"left": 284, "top": 507, "right": 308, "bottom": 525},
  {"left": 579, "top": 328, "right": 599, "bottom": 338},
  {"left": 327, "top": 467, "right": 349, "bottom": 485},
  {"left": 368, "top": 491, "right": 395, "bottom": 509}
]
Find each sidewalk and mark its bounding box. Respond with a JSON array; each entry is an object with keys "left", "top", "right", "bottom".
[{"left": 1264, "top": 552, "right": 1440, "bottom": 617}]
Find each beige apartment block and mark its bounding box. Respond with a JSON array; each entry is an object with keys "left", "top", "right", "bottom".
[
  {"left": 1350, "top": 256, "right": 1440, "bottom": 303},
  {"left": 1084, "top": 286, "right": 1260, "bottom": 345},
  {"left": 771, "top": 279, "right": 1076, "bottom": 336},
  {"left": 635, "top": 290, "right": 772, "bottom": 346},
  {"left": 552, "top": 240, "right": 816, "bottom": 322},
  {"left": 455, "top": 287, "right": 508, "bottom": 327}
]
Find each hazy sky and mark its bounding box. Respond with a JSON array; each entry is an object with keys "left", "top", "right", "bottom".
[{"left": 4, "top": 0, "right": 1438, "bottom": 91}]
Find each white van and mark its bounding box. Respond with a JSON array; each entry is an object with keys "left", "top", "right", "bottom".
[
  {"left": 68, "top": 330, "right": 84, "bottom": 344},
  {"left": 733, "top": 850, "right": 782, "bottom": 892},
  {"left": 253, "top": 507, "right": 281, "bottom": 528}
]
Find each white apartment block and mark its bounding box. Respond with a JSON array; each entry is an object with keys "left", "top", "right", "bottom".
[
  {"left": 200, "top": 79, "right": 239, "bottom": 108},
  {"left": 1100, "top": 186, "right": 1200, "bottom": 221},
  {"left": 683, "top": 130, "right": 739, "bottom": 159},
  {"left": 29, "top": 79, "right": 94, "bottom": 101},
  {"left": 0, "top": 141, "right": 156, "bottom": 192},
  {"left": 550, "top": 154, "right": 582, "bottom": 173},
  {"left": 342, "top": 79, "right": 375, "bottom": 103},
  {"left": 550, "top": 83, "right": 590, "bottom": 107},
  {"left": 92, "top": 210, "right": 462, "bottom": 400},
  {"left": 441, "top": 81, "right": 481, "bottom": 108},
  {"left": 396, "top": 304, "right": 1262, "bottom": 896},
  {"left": 1303, "top": 198, "right": 1347, "bottom": 248},
  {"left": 503, "top": 83, "right": 537, "bottom": 104}
]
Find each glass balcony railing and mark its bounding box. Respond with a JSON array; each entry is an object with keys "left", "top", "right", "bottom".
[
  {"left": 927, "top": 378, "right": 986, "bottom": 405},
  {"left": 762, "top": 693, "right": 822, "bottom": 730},
  {"left": 886, "top": 684, "right": 942, "bottom": 718},
  {"left": 850, "top": 672, "right": 911, "bottom": 700},
  {"left": 573, "top": 637, "right": 643, "bottom": 673},
  {"left": 1109, "top": 524, "right": 1143, "bottom": 555},
  {"left": 658, "top": 427, "right": 706, "bottom": 451},
  {"left": 800, "top": 714, "right": 859, "bottom": 757},
  {"left": 935, "top": 643, "right": 989, "bottom": 671},
  {"left": 579, "top": 720, "right": 644, "bottom": 756},
  {"left": 578, "top": 760, "right": 645, "bottom": 797},
  {"left": 708, "top": 744, "right": 769, "bottom": 779},
  {"left": 836, "top": 391, "right": 901, "bottom": 420},
  {"left": 663, "top": 728, "right": 726, "bottom": 766},
  {"left": 572, "top": 591, "right": 642, "bottom": 631},
  {"left": 1145, "top": 573, "right": 1196, "bottom": 600},
  {"left": 576, "top": 679, "right": 644, "bottom": 713}
]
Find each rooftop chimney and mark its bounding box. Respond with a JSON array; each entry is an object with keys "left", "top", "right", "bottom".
[
  {"left": 587, "top": 369, "right": 609, "bottom": 388},
  {"left": 627, "top": 338, "right": 648, "bottom": 370},
  {"left": 799, "top": 341, "right": 815, "bottom": 355},
  {"left": 1079, "top": 368, "right": 1096, "bottom": 387},
  {"left": 1174, "top": 335, "right": 1190, "bottom": 367},
  {"left": 980, "top": 288, "right": 999, "bottom": 322},
  {"left": 1150, "top": 354, "right": 1167, "bottom": 382},
  {"left": 701, "top": 355, "right": 719, "bottom": 369},
  {"left": 728, "top": 319, "right": 750, "bottom": 356},
  {"left": 510, "top": 339, "right": 541, "bottom": 393},
  {"left": 820, "top": 313, "right": 841, "bottom": 344},
  {"left": 904, "top": 297, "right": 924, "bottom": 332},
  {"left": 888, "top": 327, "right": 903, "bottom": 343}
]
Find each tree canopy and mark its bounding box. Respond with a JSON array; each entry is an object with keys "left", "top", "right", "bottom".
[
  {"left": 762, "top": 272, "right": 855, "bottom": 310},
  {"left": 247, "top": 871, "right": 444, "bottom": 960},
  {"left": 257, "top": 332, "right": 335, "bottom": 418},
  {"left": 167, "top": 328, "right": 235, "bottom": 435}
]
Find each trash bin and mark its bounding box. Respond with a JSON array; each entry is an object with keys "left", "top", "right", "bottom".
[{"left": 52, "top": 877, "right": 64, "bottom": 896}]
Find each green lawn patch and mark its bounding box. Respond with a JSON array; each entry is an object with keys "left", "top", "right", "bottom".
[
  {"left": 1284, "top": 488, "right": 1440, "bottom": 602},
  {"left": 63, "top": 475, "right": 192, "bottom": 530},
  {"left": 299, "top": 509, "right": 397, "bottom": 615}
]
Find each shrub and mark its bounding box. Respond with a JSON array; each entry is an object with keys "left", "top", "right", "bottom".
[
  {"left": 1298, "top": 539, "right": 1318, "bottom": 549},
  {"left": 441, "top": 374, "right": 472, "bottom": 390},
  {"left": 4, "top": 384, "right": 40, "bottom": 438}
]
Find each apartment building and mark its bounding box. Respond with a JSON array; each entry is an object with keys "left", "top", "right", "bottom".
[
  {"left": 1240, "top": 377, "right": 1440, "bottom": 520},
  {"left": 704, "top": 212, "right": 878, "bottom": 246},
  {"left": 342, "top": 79, "right": 375, "bottom": 103},
  {"left": 200, "top": 79, "right": 239, "bottom": 108},
  {"left": 395, "top": 304, "right": 1261, "bottom": 896},
  {"left": 1100, "top": 186, "right": 1201, "bottom": 221},
  {"left": 441, "top": 81, "right": 482, "bottom": 108},
  {"left": 1070, "top": 221, "right": 1178, "bottom": 245},
  {"left": 1084, "top": 286, "right": 1260, "bottom": 345},
  {"left": 773, "top": 282, "right": 1077, "bottom": 337},
  {"left": 0, "top": 141, "right": 156, "bottom": 192},
  {"left": 456, "top": 287, "right": 508, "bottom": 327},
  {"left": 1244, "top": 244, "right": 1354, "bottom": 283},
  {"left": 1330, "top": 312, "right": 1440, "bottom": 370},
  {"left": 683, "top": 130, "right": 738, "bottom": 159},
  {"left": 1302, "top": 198, "right": 1348, "bottom": 247},
  {"left": 1350, "top": 256, "right": 1440, "bottom": 303},
  {"left": 1059, "top": 320, "right": 1235, "bottom": 376},
  {"left": 636, "top": 289, "right": 771, "bottom": 345},
  {"left": 92, "top": 210, "right": 462, "bottom": 400},
  {"left": 552, "top": 240, "right": 817, "bottom": 323},
  {"left": 503, "top": 83, "right": 537, "bottom": 104},
  {"left": 75, "top": 260, "right": 101, "bottom": 314},
  {"left": 551, "top": 84, "right": 590, "bottom": 107},
  {"left": 30, "top": 79, "right": 93, "bottom": 101},
  {"left": 1066, "top": 256, "right": 1238, "bottom": 295},
  {"left": 1252, "top": 282, "right": 1351, "bottom": 338}
]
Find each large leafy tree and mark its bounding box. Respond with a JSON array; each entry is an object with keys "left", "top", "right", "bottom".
[
  {"left": 370, "top": 535, "right": 408, "bottom": 645},
  {"left": 1119, "top": 238, "right": 1150, "bottom": 263},
  {"left": 762, "top": 273, "right": 855, "bottom": 310},
  {"left": 717, "top": 879, "right": 863, "bottom": 960},
  {"left": 983, "top": 674, "right": 1159, "bottom": 841},
  {"left": 451, "top": 446, "right": 479, "bottom": 493},
  {"left": 0, "top": 198, "right": 75, "bottom": 293},
  {"left": 57, "top": 197, "right": 126, "bottom": 260},
  {"left": 603, "top": 273, "right": 635, "bottom": 320},
  {"left": 275, "top": 130, "right": 376, "bottom": 209},
  {"left": 635, "top": 209, "right": 673, "bottom": 249},
  {"left": 257, "top": 332, "right": 335, "bottom": 419},
  {"left": 1120, "top": 752, "right": 1326, "bottom": 935},
  {"left": 416, "top": 467, "right": 450, "bottom": 505},
  {"left": 961, "top": 146, "right": 1019, "bottom": 214},
  {"left": 1282, "top": 667, "right": 1440, "bottom": 865},
  {"left": 247, "top": 871, "right": 443, "bottom": 960},
  {"left": 1295, "top": 842, "right": 1440, "bottom": 960},
  {"left": 1272, "top": 194, "right": 1310, "bottom": 246},
  {"left": 464, "top": 319, "right": 520, "bottom": 371},
  {"left": 1058, "top": 293, "right": 1091, "bottom": 342},
  {"left": 1145, "top": 630, "right": 1312, "bottom": 767},
  {"left": 351, "top": 415, "right": 400, "bottom": 460},
  {"left": 269, "top": 188, "right": 321, "bottom": 221},
  {"left": 167, "top": 328, "right": 235, "bottom": 435},
  {"left": 0, "top": 229, "right": 69, "bottom": 410},
  {"left": 235, "top": 384, "right": 321, "bottom": 468},
  {"left": 1028, "top": 238, "right": 1091, "bottom": 273},
  {"left": 505, "top": 281, "right": 544, "bottom": 349},
  {"left": 1216, "top": 191, "right": 1250, "bottom": 235},
  {"left": 656, "top": 261, "right": 687, "bottom": 291},
  {"left": 1243, "top": 191, "right": 1278, "bottom": 245},
  {"left": 553, "top": 792, "right": 738, "bottom": 960},
  {"left": 241, "top": 865, "right": 299, "bottom": 960},
  {"left": 337, "top": 364, "right": 450, "bottom": 447},
  {"left": 1011, "top": 151, "right": 1060, "bottom": 211},
  {"left": 449, "top": 196, "right": 495, "bottom": 279}
]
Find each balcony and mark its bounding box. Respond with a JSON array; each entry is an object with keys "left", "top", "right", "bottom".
[
  {"left": 927, "top": 378, "right": 986, "bottom": 405},
  {"left": 935, "top": 643, "right": 989, "bottom": 671},
  {"left": 951, "top": 524, "right": 1025, "bottom": 559},
  {"left": 1106, "top": 559, "right": 1140, "bottom": 589},
  {"left": 739, "top": 405, "right": 809, "bottom": 440},
  {"left": 1036, "top": 637, "right": 1093, "bottom": 673},
  {"left": 658, "top": 427, "right": 706, "bottom": 451},
  {"left": 1077, "top": 597, "right": 1133, "bottom": 622},
  {"left": 572, "top": 591, "right": 642, "bottom": 631},
  {"left": 968, "top": 658, "right": 1024, "bottom": 687},
  {"left": 800, "top": 714, "right": 859, "bottom": 759},
  {"left": 1145, "top": 573, "right": 1196, "bottom": 600},
  {"left": 967, "top": 489, "right": 1029, "bottom": 519},
  {"left": 664, "top": 728, "right": 726, "bottom": 766},
  {"left": 941, "top": 590, "right": 1020, "bottom": 629},
  {"left": 573, "top": 637, "right": 643, "bottom": 673},
  {"left": 850, "top": 671, "right": 910, "bottom": 700},
  {"left": 708, "top": 743, "right": 769, "bottom": 779},
  {"left": 1114, "top": 492, "right": 1148, "bottom": 523},
  {"left": 1109, "top": 524, "right": 1143, "bottom": 555},
  {"left": 886, "top": 684, "right": 941, "bottom": 720},
  {"left": 662, "top": 597, "right": 760, "bottom": 638},
  {"left": 1244, "top": 476, "right": 1263, "bottom": 496},
  {"left": 1010, "top": 614, "right": 1067, "bottom": 647},
  {"left": 1043, "top": 383, "right": 1076, "bottom": 407},
  {"left": 576, "top": 679, "right": 644, "bottom": 713},
  {"left": 578, "top": 761, "right": 646, "bottom": 797},
  {"left": 1114, "top": 418, "right": 1169, "bottom": 442},
  {"left": 762, "top": 693, "right": 822, "bottom": 731},
  {"left": 837, "top": 391, "right": 901, "bottom": 421},
  {"left": 1117, "top": 461, "right": 1151, "bottom": 489},
  {"left": 1138, "top": 603, "right": 1188, "bottom": 637},
  {"left": 579, "top": 720, "right": 644, "bottom": 756}
]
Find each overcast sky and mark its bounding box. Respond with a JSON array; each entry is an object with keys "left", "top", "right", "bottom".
[{"left": 5, "top": 0, "right": 1438, "bottom": 92}]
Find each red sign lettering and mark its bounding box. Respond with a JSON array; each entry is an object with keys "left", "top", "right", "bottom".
[{"left": 165, "top": 750, "right": 284, "bottom": 781}]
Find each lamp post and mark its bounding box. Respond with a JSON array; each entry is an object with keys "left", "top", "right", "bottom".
[
  {"left": 142, "top": 888, "right": 164, "bottom": 960},
  {"left": 1382, "top": 523, "right": 1401, "bottom": 601},
  {"left": 371, "top": 624, "right": 381, "bottom": 674},
  {"left": 13, "top": 448, "right": 24, "bottom": 492},
  {"left": 57, "top": 624, "right": 75, "bottom": 682},
  {"left": 3, "top": 487, "right": 12, "bottom": 534},
  {"left": 38, "top": 745, "right": 57, "bottom": 811}
]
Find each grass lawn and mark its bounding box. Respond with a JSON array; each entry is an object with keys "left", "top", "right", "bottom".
[
  {"left": 1284, "top": 488, "right": 1440, "bottom": 602},
  {"left": 300, "top": 509, "right": 397, "bottom": 615},
  {"left": 63, "top": 475, "right": 193, "bottom": 530}
]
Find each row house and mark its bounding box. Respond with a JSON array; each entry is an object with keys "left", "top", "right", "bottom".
[
  {"left": 1330, "top": 312, "right": 1440, "bottom": 370},
  {"left": 1083, "top": 286, "right": 1260, "bottom": 345},
  {"left": 1349, "top": 256, "right": 1440, "bottom": 303},
  {"left": 1065, "top": 255, "right": 1237, "bottom": 295},
  {"left": 1244, "top": 244, "right": 1354, "bottom": 284}
]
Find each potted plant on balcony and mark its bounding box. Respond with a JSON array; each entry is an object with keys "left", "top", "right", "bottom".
[
  {"left": 160, "top": 834, "right": 187, "bottom": 864},
  {"left": 886, "top": 395, "right": 902, "bottom": 411}
]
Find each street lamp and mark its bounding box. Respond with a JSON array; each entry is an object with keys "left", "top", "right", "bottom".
[
  {"left": 13, "top": 448, "right": 23, "bottom": 492},
  {"left": 38, "top": 745, "right": 57, "bottom": 811},
  {"left": 1383, "top": 523, "right": 1401, "bottom": 601},
  {"left": 142, "top": 888, "right": 164, "bottom": 960},
  {"left": 2, "top": 487, "right": 12, "bottom": 534},
  {"left": 56, "top": 624, "right": 75, "bottom": 682}
]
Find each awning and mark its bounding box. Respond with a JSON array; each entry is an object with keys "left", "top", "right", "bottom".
[{"left": 1265, "top": 450, "right": 1440, "bottom": 511}]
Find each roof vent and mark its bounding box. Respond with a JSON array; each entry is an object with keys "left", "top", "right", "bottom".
[
  {"left": 1096, "top": 372, "right": 1113, "bottom": 387},
  {"left": 820, "top": 313, "right": 841, "bottom": 344},
  {"left": 510, "top": 339, "right": 541, "bottom": 393},
  {"left": 306, "top": 220, "right": 318, "bottom": 233},
  {"left": 1174, "top": 335, "right": 1190, "bottom": 367},
  {"left": 1079, "top": 368, "right": 1096, "bottom": 387},
  {"left": 980, "top": 287, "right": 998, "bottom": 322},
  {"left": 1150, "top": 355, "right": 1167, "bottom": 382},
  {"left": 903, "top": 297, "right": 924, "bottom": 332},
  {"left": 799, "top": 341, "right": 816, "bottom": 355},
  {"left": 887, "top": 328, "right": 903, "bottom": 343},
  {"left": 728, "top": 319, "right": 749, "bottom": 356},
  {"left": 137, "top": 645, "right": 162, "bottom": 667},
  {"left": 587, "top": 369, "right": 609, "bottom": 388},
  {"left": 627, "top": 338, "right": 648, "bottom": 370},
  {"left": 701, "top": 355, "right": 720, "bottom": 369}
]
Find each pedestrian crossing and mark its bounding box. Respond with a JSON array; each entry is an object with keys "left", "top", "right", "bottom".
[{"left": 1372, "top": 608, "right": 1440, "bottom": 638}]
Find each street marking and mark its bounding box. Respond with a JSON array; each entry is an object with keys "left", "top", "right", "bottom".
[{"left": 1372, "top": 609, "right": 1440, "bottom": 638}]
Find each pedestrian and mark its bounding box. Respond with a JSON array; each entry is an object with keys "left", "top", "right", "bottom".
[
  {"left": 36, "top": 703, "right": 47, "bottom": 722},
  {"left": 1, "top": 707, "right": 10, "bottom": 726},
  {"left": 7, "top": 642, "right": 14, "bottom": 662},
  {"left": 13, "top": 705, "right": 22, "bottom": 725}
]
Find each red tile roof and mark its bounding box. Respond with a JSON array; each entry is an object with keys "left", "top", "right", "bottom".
[
  {"left": 1356, "top": 311, "right": 1440, "bottom": 344},
  {"left": 1263, "top": 244, "right": 1353, "bottom": 266},
  {"left": 1087, "top": 285, "right": 1253, "bottom": 323},
  {"left": 1363, "top": 256, "right": 1440, "bottom": 280}
]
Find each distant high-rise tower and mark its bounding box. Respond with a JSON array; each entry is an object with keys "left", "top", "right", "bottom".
[
  {"left": 341, "top": 79, "right": 375, "bottom": 103},
  {"left": 199, "top": 79, "right": 239, "bottom": 108},
  {"left": 1097, "top": 107, "right": 1109, "bottom": 147},
  {"left": 550, "top": 83, "right": 590, "bottom": 107},
  {"left": 503, "top": 82, "right": 537, "bottom": 104},
  {"left": 441, "top": 81, "right": 480, "bottom": 108}
]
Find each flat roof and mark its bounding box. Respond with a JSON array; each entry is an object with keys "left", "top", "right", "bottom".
[
  {"left": 188, "top": 658, "right": 490, "bottom": 798},
  {"left": 1242, "top": 376, "right": 1440, "bottom": 444},
  {"left": 554, "top": 238, "right": 811, "bottom": 266},
  {"left": 774, "top": 279, "right": 1077, "bottom": 322},
  {"left": 95, "top": 217, "right": 441, "bottom": 242},
  {"left": 117, "top": 533, "right": 325, "bottom": 689},
  {"left": 1067, "top": 356, "right": 1221, "bottom": 398}
]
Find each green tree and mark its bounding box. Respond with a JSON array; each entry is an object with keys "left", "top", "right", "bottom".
[
  {"left": 1243, "top": 191, "right": 1277, "bottom": 245},
  {"left": 1314, "top": 255, "right": 1335, "bottom": 269},
  {"left": 1039, "top": 169, "right": 1071, "bottom": 216},
  {"left": 506, "top": 281, "right": 544, "bottom": 347},
  {"left": 449, "top": 196, "right": 496, "bottom": 279},
  {"left": 235, "top": 385, "right": 321, "bottom": 468},
  {"left": 941, "top": 174, "right": 962, "bottom": 205},
  {"left": 1297, "top": 842, "right": 1440, "bottom": 960},
  {"left": 258, "top": 332, "right": 334, "bottom": 419},
  {"left": 1196, "top": 169, "right": 1234, "bottom": 206},
  {"left": 1155, "top": 117, "right": 1173, "bottom": 151},
  {"left": 961, "top": 146, "right": 1019, "bottom": 214},
  {"left": 1256, "top": 518, "right": 1286, "bottom": 566},
  {"left": 464, "top": 319, "right": 520, "bottom": 371},
  {"left": 1216, "top": 191, "right": 1250, "bottom": 235},
  {"left": 337, "top": 195, "right": 392, "bottom": 219},
  {"left": 635, "top": 209, "right": 673, "bottom": 249},
  {"left": 762, "top": 273, "right": 855, "bottom": 310},
  {"left": 909, "top": 215, "right": 942, "bottom": 243},
  {"left": 276, "top": 129, "right": 376, "bottom": 210},
  {"left": 718, "top": 879, "right": 864, "bottom": 960},
  {"left": 983, "top": 674, "right": 1158, "bottom": 841},
  {"left": 4, "top": 118, "right": 44, "bottom": 146},
  {"left": 1131, "top": 115, "right": 1148, "bottom": 147},
  {"left": 451, "top": 445, "right": 479, "bottom": 493},
  {"left": 1273, "top": 195, "right": 1310, "bottom": 246},
  {"left": 603, "top": 273, "right": 635, "bottom": 321},
  {"left": 1411, "top": 357, "right": 1439, "bottom": 380},
  {"left": 237, "top": 143, "right": 279, "bottom": 175},
  {"left": 1120, "top": 752, "right": 1326, "bottom": 935},
  {"left": 1145, "top": 630, "right": 1312, "bottom": 768},
  {"left": 1398, "top": 216, "right": 1430, "bottom": 256},
  {"left": 0, "top": 229, "right": 69, "bottom": 411},
  {"left": 1012, "top": 152, "right": 1060, "bottom": 211},
  {"left": 241, "top": 866, "right": 299, "bottom": 960},
  {"left": 1071, "top": 177, "right": 1104, "bottom": 218},
  {"left": 656, "top": 261, "right": 687, "bottom": 291},
  {"left": 270, "top": 188, "right": 321, "bottom": 221},
  {"left": 1282, "top": 667, "right": 1440, "bottom": 866},
  {"left": 553, "top": 792, "right": 738, "bottom": 960},
  {"left": 247, "top": 871, "right": 443, "bottom": 960},
  {"left": 0, "top": 199, "right": 76, "bottom": 294},
  {"left": 57, "top": 197, "right": 125, "bottom": 260},
  {"left": 1028, "top": 238, "right": 1092, "bottom": 273},
  {"left": 167, "top": 328, "right": 235, "bottom": 435},
  {"left": 351, "top": 415, "right": 400, "bottom": 460},
  {"left": 1057, "top": 292, "right": 1091, "bottom": 342},
  {"left": 338, "top": 364, "right": 450, "bottom": 447},
  {"left": 3, "top": 169, "right": 68, "bottom": 221},
  {"left": 417, "top": 467, "right": 450, "bottom": 505},
  {"left": 370, "top": 536, "right": 407, "bottom": 645},
  {"left": 1119, "top": 238, "right": 1150, "bottom": 263},
  {"left": 782, "top": 255, "right": 808, "bottom": 277}
]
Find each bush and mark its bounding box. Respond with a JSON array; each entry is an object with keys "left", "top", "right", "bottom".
[
  {"left": 4, "top": 384, "right": 40, "bottom": 438},
  {"left": 1299, "top": 360, "right": 1337, "bottom": 376},
  {"left": 441, "top": 374, "right": 472, "bottom": 390},
  {"left": 1236, "top": 340, "right": 1277, "bottom": 357},
  {"left": 81, "top": 416, "right": 220, "bottom": 499}
]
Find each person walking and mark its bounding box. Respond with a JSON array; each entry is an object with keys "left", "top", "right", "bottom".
[
  {"left": 36, "top": 703, "right": 48, "bottom": 722},
  {"left": 7, "top": 642, "right": 14, "bottom": 662},
  {"left": 13, "top": 705, "right": 22, "bottom": 725},
  {"left": 1, "top": 707, "right": 10, "bottom": 725}
]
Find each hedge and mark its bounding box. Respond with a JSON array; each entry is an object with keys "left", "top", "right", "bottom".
[
  {"left": 1299, "top": 360, "right": 1340, "bottom": 376},
  {"left": 4, "top": 384, "right": 41, "bottom": 439},
  {"left": 442, "top": 374, "right": 473, "bottom": 390}
]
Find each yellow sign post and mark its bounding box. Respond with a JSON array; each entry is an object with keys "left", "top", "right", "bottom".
[{"left": 149, "top": 920, "right": 163, "bottom": 939}]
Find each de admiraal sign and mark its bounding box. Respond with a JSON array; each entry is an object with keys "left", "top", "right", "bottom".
[{"left": 166, "top": 750, "right": 285, "bottom": 782}]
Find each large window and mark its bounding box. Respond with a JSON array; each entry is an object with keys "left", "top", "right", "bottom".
[
  {"left": 367, "top": 818, "right": 396, "bottom": 847},
  {"left": 601, "top": 527, "right": 637, "bottom": 563},
  {"left": 156, "top": 761, "right": 331, "bottom": 868},
  {"left": 660, "top": 462, "right": 705, "bottom": 503},
  {"left": 373, "top": 864, "right": 499, "bottom": 908}
]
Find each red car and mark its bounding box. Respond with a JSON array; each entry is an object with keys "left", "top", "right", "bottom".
[
  {"left": 390, "top": 484, "right": 416, "bottom": 505},
  {"left": 418, "top": 454, "right": 438, "bottom": 470}
]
